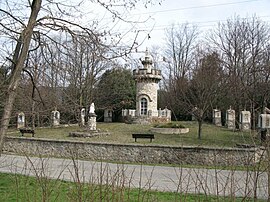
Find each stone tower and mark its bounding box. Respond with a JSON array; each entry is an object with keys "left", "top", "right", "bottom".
[
  {"left": 122, "top": 49, "right": 171, "bottom": 124},
  {"left": 133, "top": 49, "right": 162, "bottom": 118}
]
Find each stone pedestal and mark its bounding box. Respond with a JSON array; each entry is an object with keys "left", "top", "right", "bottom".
[
  {"left": 17, "top": 112, "right": 25, "bottom": 129},
  {"left": 88, "top": 113, "right": 97, "bottom": 131},
  {"left": 226, "top": 108, "right": 235, "bottom": 130},
  {"left": 258, "top": 114, "right": 270, "bottom": 129},
  {"left": 213, "top": 109, "right": 222, "bottom": 126},
  {"left": 51, "top": 110, "right": 60, "bottom": 127},
  {"left": 81, "top": 108, "right": 86, "bottom": 126},
  {"left": 239, "top": 111, "right": 251, "bottom": 131},
  {"left": 104, "top": 109, "right": 113, "bottom": 122}
]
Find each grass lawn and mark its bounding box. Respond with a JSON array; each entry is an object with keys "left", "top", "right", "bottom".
[
  {"left": 2, "top": 123, "right": 267, "bottom": 201},
  {"left": 7, "top": 121, "right": 260, "bottom": 147},
  {"left": 0, "top": 172, "right": 265, "bottom": 202}
]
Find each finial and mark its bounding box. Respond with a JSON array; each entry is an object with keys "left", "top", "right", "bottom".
[
  {"left": 141, "top": 47, "right": 153, "bottom": 66},
  {"left": 145, "top": 47, "right": 149, "bottom": 56}
]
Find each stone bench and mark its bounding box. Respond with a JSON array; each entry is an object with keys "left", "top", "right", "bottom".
[
  {"left": 132, "top": 133, "right": 154, "bottom": 142},
  {"left": 19, "top": 128, "right": 35, "bottom": 137}
]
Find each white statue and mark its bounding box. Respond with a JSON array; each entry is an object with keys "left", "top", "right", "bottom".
[{"left": 89, "top": 103, "right": 95, "bottom": 114}]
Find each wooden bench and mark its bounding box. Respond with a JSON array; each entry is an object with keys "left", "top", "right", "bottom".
[
  {"left": 132, "top": 133, "right": 154, "bottom": 142},
  {"left": 19, "top": 128, "right": 35, "bottom": 137}
]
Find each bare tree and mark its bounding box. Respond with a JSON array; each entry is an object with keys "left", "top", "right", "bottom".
[
  {"left": 188, "top": 50, "right": 223, "bottom": 139},
  {"left": 162, "top": 23, "right": 199, "bottom": 119},
  {"left": 0, "top": 0, "right": 161, "bottom": 153},
  {"left": 0, "top": 0, "right": 42, "bottom": 151},
  {"left": 208, "top": 16, "right": 270, "bottom": 127},
  {"left": 164, "top": 23, "right": 199, "bottom": 80},
  {"left": 64, "top": 35, "right": 109, "bottom": 116}
]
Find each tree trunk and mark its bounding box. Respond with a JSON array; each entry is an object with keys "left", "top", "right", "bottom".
[
  {"left": 31, "top": 64, "right": 39, "bottom": 129},
  {"left": 31, "top": 100, "right": 36, "bottom": 129},
  {"left": 0, "top": 0, "right": 42, "bottom": 153},
  {"left": 198, "top": 119, "right": 202, "bottom": 140}
]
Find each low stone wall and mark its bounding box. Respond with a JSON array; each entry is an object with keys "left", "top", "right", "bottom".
[
  {"left": 3, "top": 136, "right": 264, "bottom": 166},
  {"left": 150, "top": 127, "right": 189, "bottom": 134}
]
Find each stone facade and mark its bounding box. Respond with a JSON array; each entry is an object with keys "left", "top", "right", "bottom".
[
  {"left": 3, "top": 137, "right": 264, "bottom": 167},
  {"left": 135, "top": 81, "right": 159, "bottom": 116},
  {"left": 123, "top": 49, "right": 171, "bottom": 123}
]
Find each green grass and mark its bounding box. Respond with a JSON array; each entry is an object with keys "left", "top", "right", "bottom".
[
  {"left": 0, "top": 172, "right": 265, "bottom": 202},
  {"left": 7, "top": 121, "right": 260, "bottom": 147}
]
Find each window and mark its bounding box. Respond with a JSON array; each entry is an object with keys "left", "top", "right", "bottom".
[{"left": 140, "top": 98, "right": 147, "bottom": 115}]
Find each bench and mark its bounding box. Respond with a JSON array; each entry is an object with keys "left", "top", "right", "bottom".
[
  {"left": 132, "top": 133, "right": 154, "bottom": 142},
  {"left": 19, "top": 128, "right": 35, "bottom": 137}
]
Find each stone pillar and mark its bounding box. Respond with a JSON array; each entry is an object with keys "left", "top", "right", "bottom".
[
  {"left": 258, "top": 114, "right": 270, "bottom": 142},
  {"left": 104, "top": 109, "right": 113, "bottom": 122},
  {"left": 239, "top": 111, "right": 251, "bottom": 131},
  {"left": 213, "top": 109, "right": 222, "bottom": 126},
  {"left": 166, "top": 109, "right": 171, "bottom": 120},
  {"left": 51, "top": 110, "right": 60, "bottom": 127},
  {"left": 258, "top": 114, "right": 270, "bottom": 129},
  {"left": 81, "top": 108, "right": 86, "bottom": 126},
  {"left": 17, "top": 112, "right": 25, "bottom": 129},
  {"left": 226, "top": 107, "right": 235, "bottom": 129}
]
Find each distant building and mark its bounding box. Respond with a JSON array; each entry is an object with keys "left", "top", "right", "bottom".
[{"left": 122, "top": 49, "right": 171, "bottom": 124}]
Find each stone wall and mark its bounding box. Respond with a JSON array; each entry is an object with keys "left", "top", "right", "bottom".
[
  {"left": 136, "top": 82, "right": 158, "bottom": 114},
  {"left": 3, "top": 137, "right": 264, "bottom": 166}
]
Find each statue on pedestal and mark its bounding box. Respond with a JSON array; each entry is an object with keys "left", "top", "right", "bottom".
[{"left": 88, "top": 102, "right": 96, "bottom": 131}]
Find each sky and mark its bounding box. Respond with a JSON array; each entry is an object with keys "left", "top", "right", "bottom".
[
  {"left": 70, "top": 0, "right": 269, "bottom": 65},
  {"left": 80, "top": 0, "right": 269, "bottom": 53},
  {"left": 1, "top": 0, "right": 269, "bottom": 62},
  {"left": 126, "top": 0, "right": 270, "bottom": 50}
]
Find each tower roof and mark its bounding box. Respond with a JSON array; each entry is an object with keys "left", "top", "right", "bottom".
[{"left": 133, "top": 48, "right": 162, "bottom": 82}]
